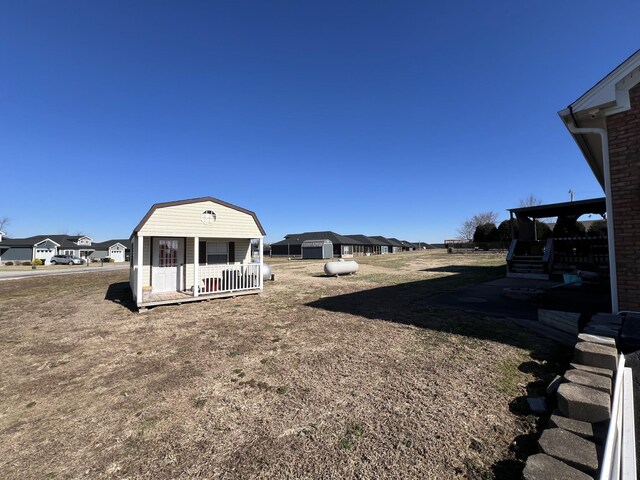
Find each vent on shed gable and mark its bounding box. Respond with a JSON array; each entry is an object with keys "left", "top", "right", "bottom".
[{"left": 201, "top": 210, "right": 217, "bottom": 225}]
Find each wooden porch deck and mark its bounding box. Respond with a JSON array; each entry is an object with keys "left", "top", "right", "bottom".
[{"left": 138, "top": 288, "right": 260, "bottom": 309}]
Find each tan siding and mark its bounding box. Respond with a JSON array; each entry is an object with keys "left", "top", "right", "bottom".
[
  {"left": 138, "top": 200, "right": 262, "bottom": 238},
  {"left": 142, "top": 238, "right": 151, "bottom": 287},
  {"left": 235, "top": 240, "right": 251, "bottom": 263},
  {"left": 129, "top": 237, "right": 136, "bottom": 295},
  {"left": 185, "top": 239, "right": 195, "bottom": 290}
]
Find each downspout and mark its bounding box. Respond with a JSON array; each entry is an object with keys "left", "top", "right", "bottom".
[{"left": 566, "top": 116, "right": 618, "bottom": 313}]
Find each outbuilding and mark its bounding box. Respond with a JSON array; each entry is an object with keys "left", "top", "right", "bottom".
[
  {"left": 301, "top": 239, "right": 333, "bottom": 259},
  {"left": 129, "top": 196, "right": 265, "bottom": 309}
]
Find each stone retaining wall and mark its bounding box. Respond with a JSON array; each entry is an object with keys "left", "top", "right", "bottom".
[{"left": 523, "top": 313, "right": 623, "bottom": 479}]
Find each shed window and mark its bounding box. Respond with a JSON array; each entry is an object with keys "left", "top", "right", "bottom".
[
  {"left": 158, "top": 239, "right": 178, "bottom": 267},
  {"left": 206, "top": 241, "right": 228, "bottom": 265}
]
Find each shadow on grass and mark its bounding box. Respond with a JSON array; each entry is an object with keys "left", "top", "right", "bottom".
[
  {"left": 306, "top": 263, "right": 572, "bottom": 478},
  {"left": 105, "top": 281, "right": 137, "bottom": 312},
  {"left": 305, "top": 264, "right": 545, "bottom": 349},
  {"left": 421, "top": 265, "right": 505, "bottom": 274}
]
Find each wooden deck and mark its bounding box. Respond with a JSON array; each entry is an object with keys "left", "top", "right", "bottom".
[{"left": 138, "top": 288, "right": 260, "bottom": 309}]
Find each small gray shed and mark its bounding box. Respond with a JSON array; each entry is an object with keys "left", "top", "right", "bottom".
[{"left": 301, "top": 239, "right": 333, "bottom": 259}]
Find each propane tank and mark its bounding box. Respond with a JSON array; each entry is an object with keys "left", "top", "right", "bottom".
[
  {"left": 324, "top": 260, "right": 359, "bottom": 276},
  {"left": 262, "top": 263, "right": 272, "bottom": 280}
]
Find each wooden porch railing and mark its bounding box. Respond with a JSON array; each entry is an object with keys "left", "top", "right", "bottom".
[{"left": 198, "top": 263, "right": 261, "bottom": 295}]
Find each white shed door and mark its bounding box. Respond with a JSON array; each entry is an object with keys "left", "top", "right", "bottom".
[
  {"left": 35, "top": 248, "right": 55, "bottom": 265},
  {"left": 152, "top": 238, "right": 182, "bottom": 293},
  {"left": 110, "top": 248, "right": 125, "bottom": 262}
]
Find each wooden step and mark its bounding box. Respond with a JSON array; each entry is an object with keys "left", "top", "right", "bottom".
[{"left": 513, "top": 256, "right": 544, "bottom": 261}]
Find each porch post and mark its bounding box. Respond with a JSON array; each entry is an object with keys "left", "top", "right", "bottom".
[
  {"left": 259, "top": 237, "right": 264, "bottom": 290},
  {"left": 194, "top": 237, "right": 199, "bottom": 297},
  {"left": 136, "top": 234, "right": 143, "bottom": 303}
]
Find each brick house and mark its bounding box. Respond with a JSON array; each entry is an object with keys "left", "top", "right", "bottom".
[{"left": 558, "top": 49, "right": 640, "bottom": 312}]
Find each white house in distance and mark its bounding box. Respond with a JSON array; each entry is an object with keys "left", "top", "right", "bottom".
[
  {"left": 0, "top": 234, "right": 130, "bottom": 265},
  {"left": 129, "top": 196, "right": 266, "bottom": 309}
]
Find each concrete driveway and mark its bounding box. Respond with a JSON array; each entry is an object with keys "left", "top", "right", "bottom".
[{"left": 0, "top": 263, "right": 129, "bottom": 281}]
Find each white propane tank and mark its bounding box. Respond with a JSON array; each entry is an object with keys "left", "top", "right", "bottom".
[
  {"left": 262, "top": 263, "right": 272, "bottom": 281},
  {"left": 324, "top": 260, "right": 359, "bottom": 276}
]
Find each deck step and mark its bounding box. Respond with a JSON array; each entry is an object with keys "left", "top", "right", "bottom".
[
  {"left": 507, "top": 272, "right": 550, "bottom": 280},
  {"left": 513, "top": 256, "right": 544, "bottom": 262},
  {"left": 508, "top": 317, "right": 576, "bottom": 346}
]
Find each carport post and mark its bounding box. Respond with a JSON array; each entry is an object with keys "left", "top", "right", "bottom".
[
  {"left": 136, "top": 234, "right": 143, "bottom": 303},
  {"left": 194, "top": 237, "right": 199, "bottom": 297}
]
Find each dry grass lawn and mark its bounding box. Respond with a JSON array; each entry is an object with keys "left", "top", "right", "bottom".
[{"left": 0, "top": 251, "right": 567, "bottom": 479}]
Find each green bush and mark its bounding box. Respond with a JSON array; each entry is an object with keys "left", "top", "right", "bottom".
[
  {"left": 587, "top": 220, "right": 607, "bottom": 236},
  {"left": 32, "top": 259, "right": 44, "bottom": 266},
  {"left": 21, "top": 261, "right": 32, "bottom": 266},
  {"left": 535, "top": 221, "right": 552, "bottom": 240},
  {"left": 4, "top": 261, "right": 13, "bottom": 266},
  {"left": 498, "top": 219, "right": 517, "bottom": 242},
  {"left": 553, "top": 217, "right": 586, "bottom": 237},
  {"left": 473, "top": 223, "right": 499, "bottom": 243}
]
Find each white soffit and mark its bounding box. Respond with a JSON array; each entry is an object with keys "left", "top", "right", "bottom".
[{"left": 570, "top": 50, "right": 640, "bottom": 116}]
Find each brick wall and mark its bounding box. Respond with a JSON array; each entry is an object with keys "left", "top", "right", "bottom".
[{"left": 607, "top": 83, "right": 640, "bottom": 311}]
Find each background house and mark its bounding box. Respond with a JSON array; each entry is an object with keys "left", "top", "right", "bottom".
[
  {"left": 345, "top": 234, "right": 388, "bottom": 255},
  {"left": 0, "top": 235, "right": 130, "bottom": 265},
  {"left": 271, "top": 231, "right": 363, "bottom": 258},
  {"left": 271, "top": 232, "right": 423, "bottom": 257},
  {"left": 88, "top": 240, "right": 131, "bottom": 262}
]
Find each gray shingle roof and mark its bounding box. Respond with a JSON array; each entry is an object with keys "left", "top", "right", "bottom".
[
  {"left": 369, "top": 236, "right": 396, "bottom": 247},
  {"left": 387, "top": 237, "right": 407, "bottom": 247},
  {"left": 91, "top": 239, "right": 131, "bottom": 249},
  {"left": 1, "top": 235, "right": 130, "bottom": 249},
  {"left": 345, "top": 234, "right": 388, "bottom": 246},
  {"left": 272, "top": 231, "right": 364, "bottom": 246}
]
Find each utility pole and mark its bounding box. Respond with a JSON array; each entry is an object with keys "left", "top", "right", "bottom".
[{"left": 569, "top": 189, "right": 574, "bottom": 202}]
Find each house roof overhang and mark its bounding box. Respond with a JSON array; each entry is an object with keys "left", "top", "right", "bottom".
[
  {"left": 131, "top": 196, "right": 266, "bottom": 238},
  {"left": 508, "top": 197, "right": 606, "bottom": 220},
  {"left": 558, "top": 49, "right": 640, "bottom": 188}
]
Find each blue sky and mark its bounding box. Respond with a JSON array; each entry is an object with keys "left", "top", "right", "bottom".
[{"left": 1, "top": 2, "right": 638, "bottom": 243}]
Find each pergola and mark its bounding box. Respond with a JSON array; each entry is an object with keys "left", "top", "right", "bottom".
[{"left": 508, "top": 197, "right": 606, "bottom": 241}]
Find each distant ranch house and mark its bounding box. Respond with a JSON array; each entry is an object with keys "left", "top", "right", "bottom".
[
  {"left": 0, "top": 234, "right": 130, "bottom": 265},
  {"left": 271, "top": 231, "right": 363, "bottom": 258},
  {"left": 271, "top": 232, "right": 420, "bottom": 258},
  {"left": 129, "top": 196, "right": 265, "bottom": 309}
]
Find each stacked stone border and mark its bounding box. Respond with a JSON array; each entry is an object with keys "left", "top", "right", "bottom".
[{"left": 523, "top": 315, "right": 636, "bottom": 479}]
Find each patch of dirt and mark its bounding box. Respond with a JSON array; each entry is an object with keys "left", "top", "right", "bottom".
[{"left": 0, "top": 251, "right": 566, "bottom": 479}]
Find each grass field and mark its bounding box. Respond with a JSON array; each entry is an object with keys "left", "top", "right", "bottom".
[{"left": 0, "top": 250, "right": 567, "bottom": 479}]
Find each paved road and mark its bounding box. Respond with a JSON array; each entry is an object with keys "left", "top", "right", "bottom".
[{"left": 0, "top": 263, "right": 129, "bottom": 281}]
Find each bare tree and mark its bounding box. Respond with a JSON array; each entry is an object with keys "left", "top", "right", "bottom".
[
  {"left": 457, "top": 219, "right": 475, "bottom": 242},
  {"left": 471, "top": 211, "right": 498, "bottom": 226},
  {"left": 519, "top": 194, "right": 543, "bottom": 208},
  {"left": 0, "top": 216, "right": 9, "bottom": 233},
  {"left": 457, "top": 211, "right": 499, "bottom": 242}
]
